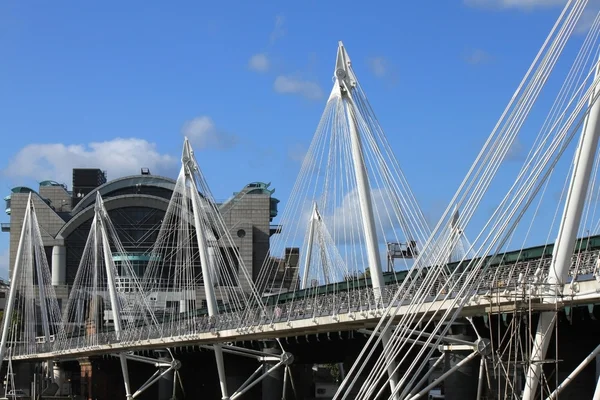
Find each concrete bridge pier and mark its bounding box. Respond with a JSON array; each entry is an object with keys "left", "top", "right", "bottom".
[
  {"left": 52, "top": 363, "right": 66, "bottom": 395},
  {"left": 261, "top": 341, "right": 283, "bottom": 400}
]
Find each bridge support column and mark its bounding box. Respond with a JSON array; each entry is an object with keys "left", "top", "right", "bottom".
[
  {"left": 155, "top": 350, "right": 174, "bottom": 400},
  {"left": 184, "top": 139, "right": 228, "bottom": 399},
  {"left": 53, "top": 363, "right": 66, "bottom": 396},
  {"left": 78, "top": 358, "right": 93, "bottom": 400},
  {"left": 261, "top": 341, "right": 283, "bottom": 400}
]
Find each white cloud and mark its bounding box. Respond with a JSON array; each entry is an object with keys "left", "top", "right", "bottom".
[
  {"left": 464, "top": 0, "right": 599, "bottom": 34},
  {"left": 2, "top": 138, "right": 176, "bottom": 185},
  {"left": 248, "top": 53, "right": 270, "bottom": 72},
  {"left": 367, "top": 56, "right": 399, "bottom": 86},
  {"left": 287, "top": 143, "right": 307, "bottom": 163},
  {"left": 576, "top": 1, "right": 600, "bottom": 34},
  {"left": 329, "top": 188, "right": 399, "bottom": 241},
  {"left": 368, "top": 57, "right": 388, "bottom": 78},
  {"left": 181, "top": 116, "right": 238, "bottom": 149},
  {"left": 505, "top": 139, "right": 525, "bottom": 162},
  {"left": 270, "top": 15, "right": 286, "bottom": 44},
  {"left": 274, "top": 75, "right": 323, "bottom": 100},
  {"left": 0, "top": 247, "right": 8, "bottom": 281},
  {"left": 464, "top": 49, "right": 493, "bottom": 65},
  {"left": 464, "top": 0, "right": 566, "bottom": 10}
]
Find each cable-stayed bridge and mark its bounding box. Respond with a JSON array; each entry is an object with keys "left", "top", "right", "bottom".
[{"left": 4, "top": 1, "right": 600, "bottom": 399}]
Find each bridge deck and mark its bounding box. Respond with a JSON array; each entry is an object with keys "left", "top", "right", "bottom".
[{"left": 9, "top": 249, "right": 600, "bottom": 361}]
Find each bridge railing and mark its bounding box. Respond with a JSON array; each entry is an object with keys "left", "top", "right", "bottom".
[{"left": 7, "top": 250, "right": 599, "bottom": 358}]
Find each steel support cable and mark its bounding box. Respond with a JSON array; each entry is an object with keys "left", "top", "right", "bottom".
[
  {"left": 336, "top": 5, "right": 588, "bottom": 394},
  {"left": 420, "top": 6, "right": 570, "bottom": 259},
  {"left": 183, "top": 154, "right": 268, "bottom": 326},
  {"left": 480, "top": 17, "right": 600, "bottom": 299},
  {"left": 352, "top": 102, "right": 424, "bottom": 272},
  {"left": 426, "top": 0, "right": 584, "bottom": 272},
  {"left": 3, "top": 199, "right": 63, "bottom": 358},
  {"left": 254, "top": 97, "right": 335, "bottom": 306},
  {"left": 352, "top": 90, "right": 432, "bottom": 248},
  {"left": 353, "top": 79, "right": 434, "bottom": 243},
  {"left": 454, "top": 0, "right": 586, "bottom": 225},
  {"left": 260, "top": 50, "right": 434, "bottom": 316},
  {"left": 139, "top": 146, "right": 266, "bottom": 339},
  {"left": 452, "top": 3, "right": 582, "bottom": 259},
  {"left": 380, "top": 68, "right": 600, "bottom": 400},
  {"left": 355, "top": 94, "right": 431, "bottom": 252},
  {"left": 580, "top": 45, "right": 600, "bottom": 241},
  {"left": 499, "top": 11, "right": 600, "bottom": 270},
  {"left": 356, "top": 111, "right": 421, "bottom": 251},
  {"left": 390, "top": 66, "right": 600, "bottom": 400}
]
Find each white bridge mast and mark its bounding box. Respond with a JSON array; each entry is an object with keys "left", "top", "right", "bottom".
[
  {"left": 182, "top": 139, "right": 230, "bottom": 400},
  {"left": 523, "top": 55, "right": 600, "bottom": 399},
  {"left": 333, "top": 41, "right": 400, "bottom": 399}
]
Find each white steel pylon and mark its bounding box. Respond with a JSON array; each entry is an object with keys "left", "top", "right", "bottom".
[
  {"left": 332, "top": 41, "right": 400, "bottom": 399},
  {"left": 446, "top": 206, "right": 474, "bottom": 263},
  {"left": 140, "top": 138, "right": 285, "bottom": 399},
  {"left": 181, "top": 138, "right": 229, "bottom": 399},
  {"left": 301, "top": 203, "right": 353, "bottom": 288},
  {"left": 523, "top": 49, "right": 600, "bottom": 399},
  {"left": 0, "top": 194, "right": 64, "bottom": 363},
  {"left": 59, "top": 193, "right": 159, "bottom": 399}
]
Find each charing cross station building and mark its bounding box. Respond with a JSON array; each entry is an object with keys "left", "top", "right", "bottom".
[{"left": 2, "top": 168, "right": 298, "bottom": 312}]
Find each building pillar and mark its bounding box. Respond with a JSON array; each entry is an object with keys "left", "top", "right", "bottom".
[
  {"left": 262, "top": 341, "right": 283, "bottom": 400},
  {"left": 155, "top": 350, "right": 173, "bottom": 400},
  {"left": 53, "top": 363, "right": 66, "bottom": 396},
  {"left": 51, "top": 245, "right": 66, "bottom": 286},
  {"left": 444, "top": 325, "right": 477, "bottom": 400},
  {"left": 78, "top": 358, "right": 93, "bottom": 400}
]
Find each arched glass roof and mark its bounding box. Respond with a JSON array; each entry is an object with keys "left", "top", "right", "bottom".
[
  {"left": 10, "top": 186, "right": 35, "bottom": 194},
  {"left": 71, "top": 175, "right": 176, "bottom": 214},
  {"left": 40, "top": 180, "right": 64, "bottom": 187}
]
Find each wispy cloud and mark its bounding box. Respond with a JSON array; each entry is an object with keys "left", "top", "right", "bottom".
[
  {"left": 576, "top": 1, "right": 600, "bottom": 34},
  {"left": 248, "top": 53, "right": 270, "bottom": 72},
  {"left": 464, "top": 0, "right": 566, "bottom": 10},
  {"left": 2, "top": 139, "right": 176, "bottom": 185},
  {"left": 464, "top": 0, "right": 599, "bottom": 34},
  {"left": 274, "top": 75, "right": 323, "bottom": 100},
  {"left": 249, "top": 14, "right": 285, "bottom": 74},
  {"left": 182, "top": 116, "right": 238, "bottom": 150},
  {"left": 464, "top": 49, "right": 494, "bottom": 65},
  {"left": 270, "top": 15, "right": 286, "bottom": 44},
  {"left": 504, "top": 139, "right": 525, "bottom": 162},
  {"left": 367, "top": 56, "right": 399, "bottom": 86},
  {"left": 368, "top": 57, "right": 388, "bottom": 78},
  {"left": 288, "top": 143, "right": 308, "bottom": 162}
]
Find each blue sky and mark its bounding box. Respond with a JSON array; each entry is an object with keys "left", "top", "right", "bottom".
[{"left": 0, "top": 0, "right": 595, "bottom": 279}]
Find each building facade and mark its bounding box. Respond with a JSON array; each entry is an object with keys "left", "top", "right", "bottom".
[{"left": 2, "top": 168, "right": 287, "bottom": 309}]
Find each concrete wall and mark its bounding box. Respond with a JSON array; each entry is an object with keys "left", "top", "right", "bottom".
[
  {"left": 39, "top": 186, "right": 72, "bottom": 213},
  {"left": 221, "top": 189, "right": 273, "bottom": 292},
  {"left": 8, "top": 193, "right": 66, "bottom": 277}
]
